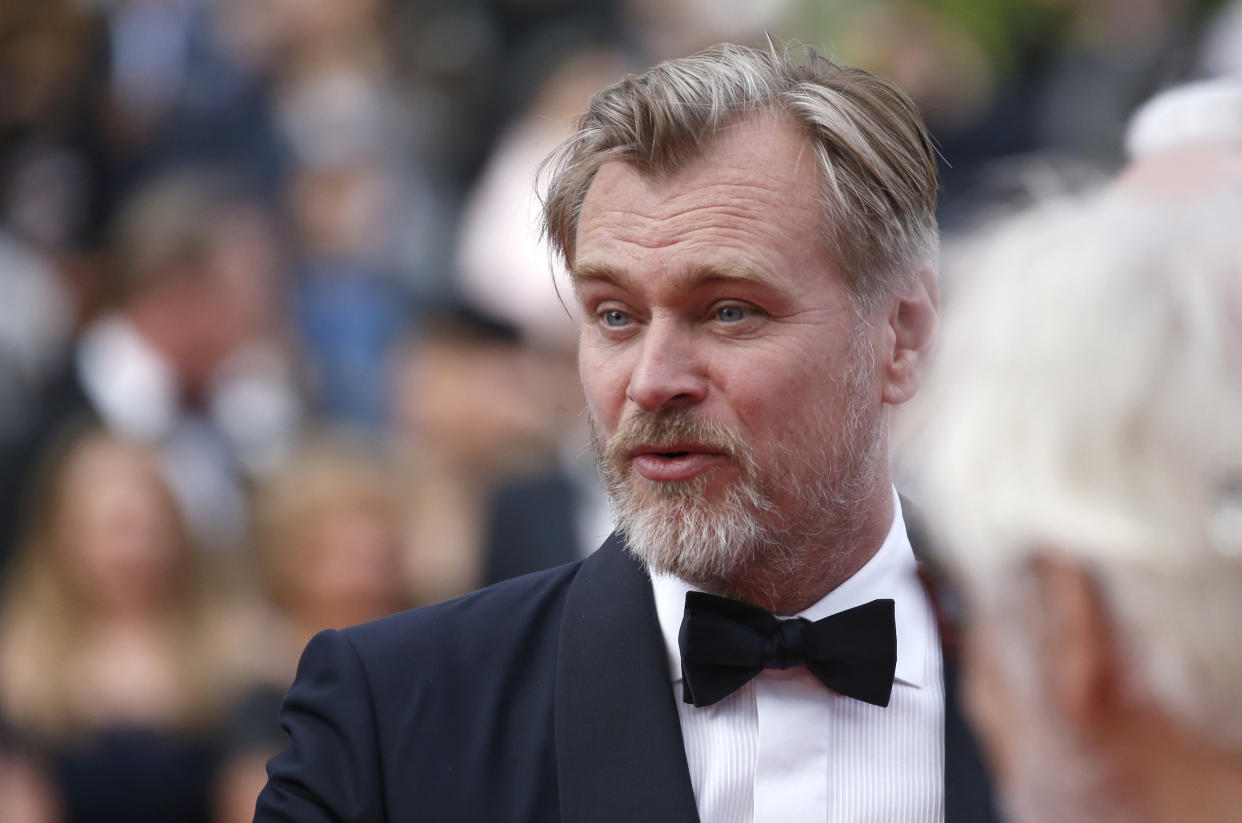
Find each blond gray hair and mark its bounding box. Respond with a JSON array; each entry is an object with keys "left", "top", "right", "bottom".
[
  {"left": 908, "top": 189, "right": 1242, "bottom": 749},
  {"left": 541, "top": 42, "right": 939, "bottom": 310},
  {"left": 111, "top": 167, "right": 256, "bottom": 302}
]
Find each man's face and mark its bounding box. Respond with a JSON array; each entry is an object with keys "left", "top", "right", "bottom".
[{"left": 572, "top": 114, "right": 888, "bottom": 588}]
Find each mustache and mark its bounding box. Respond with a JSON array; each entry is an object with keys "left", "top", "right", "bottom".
[{"left": 601, "top": 410, "right": 749, "bottom": 466}]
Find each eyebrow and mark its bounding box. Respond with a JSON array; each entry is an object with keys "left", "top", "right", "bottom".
[
  {"left": 569, "top": 260, "right": 776, "bottom": 292},
  {"left": 568, "top": 261, "right": 623, "bottom": 290}
]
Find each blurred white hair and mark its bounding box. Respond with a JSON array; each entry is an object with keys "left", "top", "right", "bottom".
[
  {"left": 905, "top": 189, "right": 1242, "bottom": 749},
  {"left": 1124, "top": 78, "right": 1242, "bottom": 158}
]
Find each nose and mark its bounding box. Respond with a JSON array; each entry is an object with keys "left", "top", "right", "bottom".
[{"left": 625, "top": 319, "right": 708, "bottom": 413}]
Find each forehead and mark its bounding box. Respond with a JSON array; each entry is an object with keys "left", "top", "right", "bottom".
[{"left": 572, "top": 114, "right": 830, "bottom": 286}]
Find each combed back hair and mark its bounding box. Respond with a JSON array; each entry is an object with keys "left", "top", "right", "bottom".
[
  {"left": 111, "top": 166, "right": 256, "bottom": 302},
  {"left": 906, "top": 189, "right": 1242, "bottom": 750},
  {"left": 541, "top": 41, "right": 939, "bottom": 310}
]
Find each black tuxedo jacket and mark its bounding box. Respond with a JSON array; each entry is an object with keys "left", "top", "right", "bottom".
[{"left": 254, "top": 534, "right": 999, "bottom": 822}]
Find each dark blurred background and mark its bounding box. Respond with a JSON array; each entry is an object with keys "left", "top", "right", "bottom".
[{"left": 0, "top": 0, "right": 1237, "bottom": 820}]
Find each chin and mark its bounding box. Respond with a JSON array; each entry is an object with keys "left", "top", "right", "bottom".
[
  {"left": 615, "top": 475, "right": 776, "bottom": 586},
  {"left": 625, "top": 467, "right": 729, "bottom": 505}
]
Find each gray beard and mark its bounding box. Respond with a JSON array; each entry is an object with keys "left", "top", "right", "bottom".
[
  {"left": 591, "top": 337, "right": 884, "bottom": 593},
  {"left": 596, "top": 412, "right": 780, "bottom": 586}
]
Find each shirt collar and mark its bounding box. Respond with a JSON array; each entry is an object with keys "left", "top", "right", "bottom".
[
  {"left": 76, "top": 314, "right": 179, "bottom": 440},
  {"left": 650, "top": 487, "right": 930, "bottom": 691}
]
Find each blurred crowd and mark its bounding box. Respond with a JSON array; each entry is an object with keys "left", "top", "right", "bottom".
[{"left": 0, "top": 0, "right": 1239, "bottom": 820}]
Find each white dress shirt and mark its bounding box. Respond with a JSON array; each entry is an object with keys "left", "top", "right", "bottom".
[
  {"left": 77, "top": 315, "right": 247, "bottom": 551},
  {"left": 650, "top": 490, "right": 944, "bottom": 823}
]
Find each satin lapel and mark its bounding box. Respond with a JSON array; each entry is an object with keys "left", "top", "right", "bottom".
[{"left": 555, "top": 533, "right": 701, "bottom": 823}]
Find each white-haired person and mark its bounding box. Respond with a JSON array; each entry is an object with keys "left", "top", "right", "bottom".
[
  {"left": 1118, "top": 76, "right": 1242, "bottom": 196},
  {"left": 906, "top": 187, "right": 1242, "bottom": 823}
]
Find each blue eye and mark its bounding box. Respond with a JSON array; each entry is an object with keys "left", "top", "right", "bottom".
[
  {"left": 602, "top": 309, "right": 630, "bottom": 327},
  {"left": 716, "top": 305, "right": 747, "bottom": 323}
]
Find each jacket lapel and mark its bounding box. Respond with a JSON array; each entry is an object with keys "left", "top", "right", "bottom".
[
  {"left": 555, "top": 534, "right": 701, "bottom": 823},
  {"left": 557, "top": 523, "right": 1001, "bottom": 823}
]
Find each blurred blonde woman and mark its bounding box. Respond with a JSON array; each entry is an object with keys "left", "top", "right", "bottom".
[
  {"left": 255, "top": 435, "right": 411, "bottom": 664},
  {"left": 0, "top": 426, "right": 235, "bottom": 822},
  {"left": 214, "top": 434, "right": 412, "bottom": 823}
]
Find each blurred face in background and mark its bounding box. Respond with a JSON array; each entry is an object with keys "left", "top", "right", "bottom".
[
  {"left": 395, "top": 337, "right": 567, "bottom": 469},
  {"left": 188, "top": 207, "right": 281, "bottom": 381},
  {"left": 53, "top": 435, "right": 186, "bottom": 618},
  {"left": 259, "top": 443, "right": 412, "bottom": 633},
  {"left": 293, "top": 500, "right": 405, "bottom": 630}
]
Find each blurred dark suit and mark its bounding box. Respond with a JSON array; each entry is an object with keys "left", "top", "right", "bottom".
[{"left": 482, "top": 468, "right": 580, "bottom": 585}]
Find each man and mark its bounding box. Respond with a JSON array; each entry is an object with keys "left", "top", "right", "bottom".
[
  {"left": 256, "top": 43, "right": 996, "bottom": 823},
  {"left": 0, "top": 166, "right": 294, "bottom": 568},
  {"left": 907, "top": 185, "right": 1242, "bottom": 823}
]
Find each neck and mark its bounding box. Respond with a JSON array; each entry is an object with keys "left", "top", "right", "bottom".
[{"left": 716, "top": 474, "right": 894, "bottom": 615}]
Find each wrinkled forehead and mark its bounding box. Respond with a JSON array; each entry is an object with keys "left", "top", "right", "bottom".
[{"left": 571, "top": 115, "right": 827, "bottom": 273}]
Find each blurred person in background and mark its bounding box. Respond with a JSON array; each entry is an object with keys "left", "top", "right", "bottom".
[
  {"left": 454, "top": 43, "right": 633, "bottom": 583},
  {"left": 87, "top": 0, "right": 287, "bottom": 217},
  {"left": 905, "top": 184, "right": 1242, "bottom": 823},
  {"left": 1118, "top": 76, "right": 1242, "bottom": 195},
  {"left": 0, "top": 165, "right": 301, "bottom": 573},
  {"left": 0, "top": 426, "right": 240, "bottom": 823},
  {"left": 0, "top": 727, "right": 60, "bottom": 823},
  {"left": 389, "top": 307, "right": 579, "bottom": 603},
  {"left": 246, "top": 433, "right": 413, "bottom": 678},
  {"left": 213, "top": 434, "right": 411, "bottom": 823},
  {"left": 284, "top": 149, "right": 416, "bottom": 431},
  {"left": 0, "top": 0, "right": 290, "bottom": 463},
  {"left": 455, "top": 43, "right": 631, "bottom": 352},
  {"left": 788, "top": 0, "right": 1238, "bottom": 232},
  {"left": 622, "top": 0, "right": 796, "bottom": 62},
  {"left": 0, "top": 1, "right": 106, "bottom": 444},
  {"left": 269, "top": 0, "right": 440, "bottom": 427}
]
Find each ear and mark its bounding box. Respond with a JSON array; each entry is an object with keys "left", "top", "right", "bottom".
[
  {"left": 1029, "top": 554, "right": 1118, "bottom": 727},
  {"left": 880, "top": 264, "right": 939, "bottom": 405}
]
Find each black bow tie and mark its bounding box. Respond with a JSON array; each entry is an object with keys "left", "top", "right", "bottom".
[{"left": 678, "top": 591, "right": 897, "bottom": 708}]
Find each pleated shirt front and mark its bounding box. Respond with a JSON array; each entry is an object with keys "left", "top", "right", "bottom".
[{"left": 650, "top": 492, "right": 945, "bottom": 823}]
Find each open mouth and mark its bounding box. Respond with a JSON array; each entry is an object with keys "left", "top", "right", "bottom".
[{"left": 629, "top": 446, "right": 726, "bottom": 482}]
